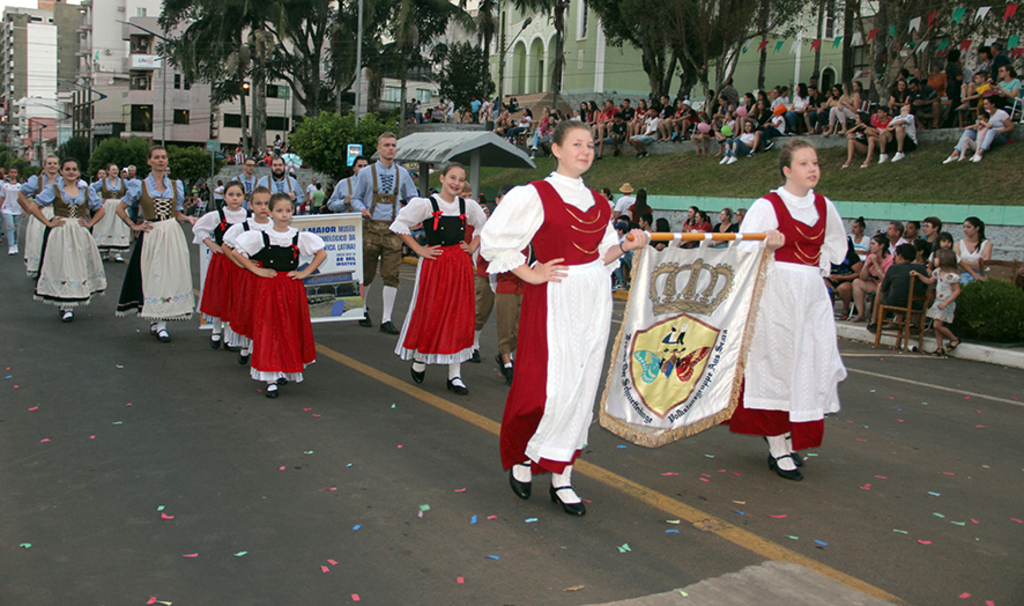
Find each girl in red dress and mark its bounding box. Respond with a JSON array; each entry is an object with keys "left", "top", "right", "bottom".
[
  {"left": 193, "top": 181, "right": 249, "bottom": 348},
  {"left": 389, "top": 163, "right": 487, "bottom": 395},
  {"left": 222, "top": 186, "right": 273, "bottom": 364},
  {"left": 480, "top": 121, "right": 648, "bottom": 515},
  {"left": 232, "top": 193, "right": 327, "bottom": 398}
]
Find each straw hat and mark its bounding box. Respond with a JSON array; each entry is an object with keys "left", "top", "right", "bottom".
[{"left": 619, "top": 183, "right": 635, "bottom": 194}]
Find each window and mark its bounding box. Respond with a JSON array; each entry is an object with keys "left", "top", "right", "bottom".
[
  {"left": 823, "top": 8, "right": 835, "bottom": 40},
  {"left": 136, "top": 8, "right": 147, "bottom": 17},
  {"left": 415, "top": 88, "right": 432, "bottom": 103},
  {"left": 129, "top": 74, "right": 151, "bottom": 90},
  {"left": 224, "top": 114, "right": 245, "bottom": 128},
  {"left": 173, "top": 109, "right": 189, "bottom": 125},
  {"left": 576, "top": 0, "right": 588, "bottom": 40},
  {"left": 384, "top": 86, "right": 402, "bottom": 103},
  {"left": 266, "top": 84, "right": 289, "bottom": 99},
  {"left": 173, "top": 74, "right": 181, "bottom": 89},
  {"left": 266, "top": 116, "right": 289, "bottom": 131},
  {"left": 130, "top": 104, "right": 153, "bottom": 132}
]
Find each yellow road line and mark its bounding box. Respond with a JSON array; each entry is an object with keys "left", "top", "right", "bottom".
[{"left": 314, "top": 342, "right": 904, "bottom": 605}]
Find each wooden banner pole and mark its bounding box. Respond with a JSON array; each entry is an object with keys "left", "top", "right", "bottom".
[{"left": 626, "top": 232, "right": 768, "bottom": 242}]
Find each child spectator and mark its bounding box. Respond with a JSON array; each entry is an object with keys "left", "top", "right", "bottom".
[
  {"left": 911, "top": 249, "right": 962, "bottom": 356},
  {"left": 630, "top": 109, "right": 660, "bottom": 157},
  {"left": 869, "top": 243, "right": 928, "bottom": 332},
  {"left": 827, "top": 236, "right": 863, "bottom": 319},
  {"left": 928, "top": 231, "right": 954, "bottom": 271}
]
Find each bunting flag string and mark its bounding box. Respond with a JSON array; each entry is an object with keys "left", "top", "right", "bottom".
[
  {"left": 789, "top": 40, "right": 800, "bottom": 54},
  {"left": 927, "top": 11, "right": 938, "bottom": 28},
  {"left": 832, "top": 36, "right": 843, "bottom": 49},
  {"left": 1006, "top": 4, "right": 1019, "bottom": 21},
  {"left": 960, "top": 39, "right": 973, "bottom": 51},
  {"left": 868, "top": 28, "right": 879, "bottom": 41},
  {"left": 909, "top": 16, "right": 922, "bottom": 32},
  {"left": 811, "top": 39, "right": 822, "bottom": 52},
  {"left": 773, "top": 40, "right": 784, "bottom": 53},
  {"left": 1011, "top": 48, "right": 1024, "bottom": 57},
  {"left": 758, "top": 39, "right": 769, "bottom": 52},
  {"left": 851, "top": 32, "right": 863, "bottom": 45},
  {"left": 976, "top": 6, "right": 992, "bottom": 22},
  {"left": 1009, "top": 34, "right": 1020, "bottom": 48},
  {"left": 952, "top": 7, "right": 968, "bottom": 24}
]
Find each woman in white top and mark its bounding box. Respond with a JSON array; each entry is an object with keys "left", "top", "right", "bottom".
[
  {"left": 504, "top": 109, "right": 534, "bottom": 142},
  {"left": 17, "top": 155, "right": 61, "bottom": 277},
  {"left": 480, "top": 120, "right": 648, "bottom": 515},
  {"left": 2, "top": 167, "right": 23, "bottom": 255},
  {"left": 955, "top": 216, "right": 992, "bottom": 283},
  {"left": 389, "top": 163, "right": 487, "bottom": 395},
  {"left": 943, "top": 98, "right": 1015, "bottom": 163},
  {"left": 849, "top": 217, "right": 869, "bottom": 259}
]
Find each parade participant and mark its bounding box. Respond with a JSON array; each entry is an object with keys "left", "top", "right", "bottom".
[
  {"left": 231, "top": 193, "right": 327, "bottom": 398},
  {"left": 256, "top": 156, "right": 305, "bottom": 210},
  {"left": 222, "top": 186, "right": 273, "bottom": 364},
  {"left": 389, "top": 163, "right": 487, "bottom": 395},
  {"left": 350, "top": 132, "right": 419, "bottom": 333},
  {"left": 115, "top": 146, "right": 197, "bottom": 342},
  {"left": 326, "top": 155, "right": 370, "bottom": 213},
  {"left": 193, "top": 181, "right": 250, "bottom": 349},
  {"left": 728, "top": 138, "right": 847, "bottom": 481},
  {"left": 233, "top": 157, "right": 259, "bottom": 210},
  {"left": 17, "top": 155, "right": 60, "bottom": 277},
  {"left": 90, "top": 163, "right": 131, "bottom": 262},
  {"left": 480, "top": 120, "right": 648, "bottom": 515},
  {"left": 21, "top": 158, "right": 107, "bottom": 321},
  {"left": 472, "top": 184, "right": 513, "bottom": 365},
  {"left": 2, "top": 166, "right": 23, "bottom": 255}
]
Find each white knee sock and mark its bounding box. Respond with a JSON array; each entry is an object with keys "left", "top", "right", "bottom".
[
  {"left": 474, "top": 329, "right": 481, "bottom": 350},
  {"left": 448, "top": 362, "right": 461, "bottom": 381},
  {"left": 382, "top": 285, "right": 397, "bottom": 323},
  {"left": 154, "top": 321, "right": 167, "bottom": 332},
  {"left": 767, "top": 434, "right": 796, "bottom": 471},
  {"left": 412, "top": 361, "right": 426, "bottom": 373},
  {"left": 512, "top": 460, "right": 532, "bottom": 483},
  {"left": 363, "top": 283, "right": 373, "bottom": 313},
  {"left": 552, "top": 466, "right": 581, "bottom": 503},
  {"left": 212, "top": 318, "right": 222, "bottom": 335}
]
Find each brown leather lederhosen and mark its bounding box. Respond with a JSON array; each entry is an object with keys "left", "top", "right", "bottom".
[
  {"left": 139, "top": 179, "right": 178, "bottom": 222},
  {"left": 101, "top": 178, "right": 127, "bottom": 200},
  {"left": 363, "top": 164, "right": 404, "bottom": 288}
]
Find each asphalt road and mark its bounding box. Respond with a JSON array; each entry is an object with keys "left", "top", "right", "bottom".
[{"left": 1, "top": 230, "right": 1022, "bottom": 606}]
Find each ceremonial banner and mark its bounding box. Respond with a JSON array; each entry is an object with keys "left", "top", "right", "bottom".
[{"left": 600, "top": 241, "right": 769, "bottom": 447}]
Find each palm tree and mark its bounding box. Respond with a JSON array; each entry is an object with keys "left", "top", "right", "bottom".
[
  {"left": 510, "top": 0, "right": 568, "bottom": 108},
  {"left": 475, "top": 0, "right": 500, "bottom": 53}
]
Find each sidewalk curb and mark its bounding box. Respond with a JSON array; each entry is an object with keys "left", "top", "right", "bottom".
[{"left": 836, "top": 321, "right": 1024, "bottom": 370}]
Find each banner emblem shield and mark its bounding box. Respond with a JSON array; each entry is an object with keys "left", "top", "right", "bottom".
[{"left": 629, "top": 313, "right": 719, "bottom": 418}]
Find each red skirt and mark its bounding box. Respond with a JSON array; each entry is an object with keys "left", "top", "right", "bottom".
[
  {"left": 399, "top": 245, "right": 474, "bottom": 358},
  {"left": 228, "top": 266, "right": 258, "bottom": 338},
  {"left": 199, "top": 253, "right": 233, "bottom": 319},
  {"left": 726, "top": 381, "right": 825, "bottom": 451},
  {"left": 250, "top": 272, "right": 316, "bottom": 374}
]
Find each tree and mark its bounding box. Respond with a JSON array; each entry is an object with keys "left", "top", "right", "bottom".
[
  {"left": 437, "top": 42, "right": 495, "bottom": 113},
  {"left": 288, "top": 111, "right": 391, "bottom": 181},
  {"left": 474, "top": 0, "right": 500, "bottom": 52},
  {"left": 88, "top": 137, "right": 151, "bottom": 179},
  {"left": 167, "top": 145, "right": 226, "bottom": 187},
  {"left": 56, "top": 136, "right": 91, "bottom": 169},
  {"left": 266, "top": 0, "right": 336, "bottom": 118},
  {"left": 590, "top": 0, "right": 677, "bottom": 99}
]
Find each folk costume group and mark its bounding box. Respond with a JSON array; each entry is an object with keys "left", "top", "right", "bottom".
[{"left": 11, "top": 128, "right": 847, "bottom": 516}]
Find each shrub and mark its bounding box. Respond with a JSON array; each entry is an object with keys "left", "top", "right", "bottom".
[{"left": 952, "top": 279, "right": 1024, "bottom": 343}]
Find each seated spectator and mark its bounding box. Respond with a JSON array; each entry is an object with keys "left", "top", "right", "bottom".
[
  {"left": 680, "top": 208, "right": 712, "bottom": 249},
  {"left": 530, "top": 111, "right": 557, "bottom": 159},
  {"left": 904, "top": 220, "right": 921, "bottom": 241},
  {"left": 913, "top": 238, "right": 932, "bottom": 265},
  {"left": 889, "top": 78, "right": 911, "bottom": 115},
  {"left": 827, "top": 236, "right": 864, "bottom": 319},
  {"left": 991, "top": 65, "right": 1022, "bottom": 109},
  {"left": 825, "top": 82, "right": 859, "bottom": 136},
  {"left": 652, "top": 217, "right": 671, "bottom": 251},
  {"left": 690, "top": 120, "right": 716, "bottom": 155},
  {"left": 869, "top": 243, "right": 928, "bottom": 331},
  {"left": 884, "top": 220, "right": 908, "bottom": 255},
  {"left": 710, "top": 207, "right": 738, "bottom": 248},
  {"left": 928, "top": 231, "right": 955, "bottom": 271},
  {"left": 850, "top": 216, "right": 869, "bottom": 258},
  {"left": 612, "top": 219, "right": 633, "bottom": 290},
  {"left": 956, "top": 216, "right": 992, "bottom": 283},
  {"left": 620, "top": 99, "right": 636, "bottom": 124},
  {"left": 908, "top": 78, "right": 941, "bottom": 129},
  {"left": 816, "top": 86, "right": 839, "bottom": 133},
  {"left": 593, "top": 99, "right": 617, "bottom": 142},
  {"left": 786, "top": 83, "right": 815, "bottom": 134},
  {"left": 928, "top": 62, "right": 947, "bottom": 100},
  {"left": 723, "top": 119, "right": 760, "bottom": 163},
  {"left": 843, "top": 110, "right": 884, "bottom": 169},
  {"left": 851, "top": 234, "right": 893, "bottom": 321},
  {"left": 762, "top": 105, "right": 787, "bottom": 150},
  {"left": 630, "top": 109, "right": 660, "bottom": 157},
  {"left": 735, "top": 208, "right": 746, "bottom": 226},
  {"left": 491, "top": 109, "right": 514, "bottom": 137},
  {"left": 598, "top": 112, "right": 628, "bottom": 159},
  {"left": 504, "top": 108, "right": 533, "bottom": 142},
  {"left": 628, "top": 99, "right": 648, "bottom": 138},
  {"left": 921, "top": 216, "right": 943, "bottom": 248},
  {"left": 878, "top": 103, "right": 918, "bottom": 163},
  {"left": 942, "top": 98, "right": 1013, "bottom": 163}
]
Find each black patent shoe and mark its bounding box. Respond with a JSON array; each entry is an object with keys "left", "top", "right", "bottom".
[
  {"left": 358, "top": 315, "right": 372, "bottom": 328},
  {"left": 509, "top": 467, "right": 531, "bottom": 500},
  {"left": 379, "top": 321, "right": 400, "bottom": 335},
  {"left": 768, "top": 455, "right": 804, "bottom": 481},
  {"left": 276, "top": 377, "right": 288, "bottom": 386},
  {"left": 224, "top": 344, "right": 239, "bottom": 352},
  {"left": 210, "top": 334, "right": 222, "bottom": 349},
  {"left": 237, "top": 351, "right": 250, "bottom": 365},
  {"left": 446, "top": 378, "right": 468, "bottom": 395},
  {"left": 410, "top": 363, "right": 425, "bottom": 384},
  {"left": 550, "top": 485, "right": 587, "bottom": 516},
  {"left": 470, "top": 349, "right": 481, "bottom": 363},
  {"left": 792, "top": 451, "right": 803, "bottom": 467},
  {"left": 265, "top": 384, "right": 279, "bottom": 399}
]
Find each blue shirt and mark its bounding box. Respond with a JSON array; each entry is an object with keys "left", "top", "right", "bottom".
[
  {"left": 256, "top": 174, "right": 306, "bottom": 205},
  {"left": 326, "top": 176, "right": 358, "bottom": 213},
  {"left": 34, "top": 177, "right": 103, "bottom": 210},
  {"left": 123, "top": 175, "right": 185, "bottom": 212},
  {"left": 20, "top": 173, "right": 59, "bottom": 197},
  {"left": 471, "top": 100, "right": 481, "bottom": 113},
  {"left": 349, "top": 161, "right": 419, "bottom": 221},
  {"left": 90, "top": 177, "right": 125, "bottom": 195}
]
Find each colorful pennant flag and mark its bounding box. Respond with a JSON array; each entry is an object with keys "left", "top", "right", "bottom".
[
  {"left": 959, "top": 39, "right": 973, "bottom": 51},
  {"left": 915, "top": 40, "right": 929, "bottom": 54},
  {"left": 1006, "top": 4, "right": 1019, "bottom": 21},
  {"left": 758, "top": 39, "right": 770, "bottom": 52},
  {"left": 868, "top": 28, "right": 879, "bottom": 41},
  {"left": 789, "top": 40, "right": 800, "bottom": 54},
  {"left": 975, "top": 6, "right": 992, "bottom": 22},
  {"left": 774, "top": 40, "right": 784, "bottom": 53},
  {"left": 927, "top": 11, "right": 937, "bottom": 28},
  {"left": 742, "top": 40, "right": 752, "bottom": 54},
  {"left": 833, "top": 36, "right": 844, "bottom": 49},
  {"left": 811, "top": 39, "right": 822, "bottom": 52},
  {"left": 908, "top": 16, "right": 922, "bottom": 32},
  {"left": 985, "top": 36, "right": 998, "bottom": 46},
  {"left": 951, "top": 7, "right": 967, "bottom": 24},
  {"left": 1009, "top": 35, "right": 1021, "bottom": 49},
  {"left": 889, "top": 24, "right": 896, "bottom": 38},
  {"left": 938, "top": 40, "right": 950, "bottom": 52},
  {"left": 851, "top": 32, "right": 863, "bottom": 46},
  {"left": 1011, "top": 48, "right": 1024, "bottom": 58}
]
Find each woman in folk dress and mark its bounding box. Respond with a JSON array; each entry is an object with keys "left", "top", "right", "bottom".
[
  {"left": 20, "top": 158, "right": 107, "bottom": 322},
  {"left": 480, "top": 120, "right": 648, "bottom": 516},
  {"left": 115, "top": 146, "right": 197, "bottom": 342},
  {"left": 90, "top": 162, "right": 132, "bottom": 262},
  {"left": 17, "top": 155, "right": 61, "bottom": 278}
]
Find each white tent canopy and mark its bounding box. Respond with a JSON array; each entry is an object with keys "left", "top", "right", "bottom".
[{"left": 394, "top": 131, "right": 536, "bottom": 198}]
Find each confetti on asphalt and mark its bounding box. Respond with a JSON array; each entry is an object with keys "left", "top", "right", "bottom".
[
  {"left": 312, "top": 414, "right": 321, "bottom": 418},
  {"left": 768, "top": 515, "right": 788, "bottom": 519},
  {"left": 617, "top": 445, "right": 627, "bottom": 449},
  {"left": 934, "top": 513, "right": 946, "bottom": 518},
  {"left": 486, "top": 515, "right": 497, "bottom": 520},
  {"left": 704, "top": 454, "right": 715, "bottom": 458},
  {"left": 397, "top": 445, "right": 403, "bottom": 449},
  {"left": 28, "top": 406, "right": 37, "bottom": 411},
  {"left": 1012, "top": 518, "right": 1024, "bottom": 524},
  {"left": 279, "top": 466, "right": 286, "bottom": 471},
  {"left": 351, "top": 594, "right": 360, "bottom": 601},
  {"left": 971, "top": 519, "right": 980, "bottom": 524},
  {"left": 419, "top": 504, "right": 430, "bottom": 512},
  {"left": 470, "top": 516, "right": 477, "bottom": 524},
  {"left": 454, "top": 488, "right": 467, "bottom": 493},
  {"left": 733, "top": 511, "right": 745, "bottom": 516},
  {"left": 234, "top": 551, "right": 248, "bottom": 557},
  {"left": 732, "top": 501, "right": 746, "bottom": 505},
  {"left": 157, "top": 506, "right": 165, "bottom": 511},
  {"left": 875, "top": 476, "right": 888, "bottom": 479},
  {"left": 321, "top": 566, "right": 330, "bottom": 573},
  {"left": 679, "top": 590, "right": 689, "bottom": 597},
  {"left": 665, "top": 529, "right": 679, "bottom": 533},
  {"left": 699, "top": 478, "right": 710, "bottom": 482},
  {"left": 564, "top": 585, "right": 585, "bottom": 592},
  {"left": 19, "top": 543, "right": 30, "bottom": 548},
  {"left": 39, "top": 439, "right": 50, "bottom": 443},
  {"left": 146, "top": 598, "right": 157, "bottom": 605},
  {"left": 391, "top": 404, "right": 396, "bottom": 408},
  {"left": 929, "top": 492, "right": 941, "bottom": 497},
  {"left": 959, "top": 593, "right": 971, "bottom": 599},
  {"left": 457, "top": 577, "right": 464, "bottom": 584},
  {"left": 951, "top": 521, "right": 966, "bottom": 526},
  {"left": 182, "top": 553, "right": 198, "bottom": 558},
  {"left": 786, "top": 535, "right": 799, "bottom": 540},
  {"left": 353, "top": 525, "right": 361, "bottom": 531},
  {"left": 304, "top": 451, "right": 313, "bottom": 455},
  {"left": 303, "top": 408, "right": 312, "bottom": 412},
  {"left": 161, "top": 513, "right": 174, "bottom": 520},
  {"left": 860, "top": 484, "right": 872, "bottom": 490},
  {"left": 893, "top": 529, "right": 908, "bottom": 534},
  {"left": 525, "top": 518, "right": 538, "bottom": 523},
  {"left": 89, "top": 436, "right": 95, "bottom": 440},
  {"left": 327, "top": 559, "right": 338, "bottom": 566},
  {"left": 814, "top": 540, "right": 828, "bottom": 547},
  {"left": 324, "top": 487, "right": 337, "bottom": 492},
  {"left": 918, "top": 540, "right": 932, "bottom": 545},
  {"left": 666, "top": 519, "right": 681, "bottom": 524},
  {"left": 617, "top": 543, "right": 631, "bottom": 553},
  {"left": 661, "top": 472, "right": 679, "bottom": 476},
  {"left": 112, "top": 422, "right": 123, "bottom": 425},
  {"left": 485, "top": 555, "right": 499, "bottom": 560}
]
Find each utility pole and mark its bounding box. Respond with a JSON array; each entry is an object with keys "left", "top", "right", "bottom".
[
  {"left": 354, "top": 0, "right": 364, "bottom": 125},
  {"left": 497, "top": 10, "right": 506, "bottom": 104}
]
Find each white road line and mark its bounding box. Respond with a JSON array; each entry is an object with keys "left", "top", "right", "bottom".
[{"left": 844, "top": 367, "right": 1023, "bottom": 408}]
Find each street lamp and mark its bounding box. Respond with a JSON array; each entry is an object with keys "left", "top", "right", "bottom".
[{"left": 497, "top": 15, "right": 532, "bottom": 107}]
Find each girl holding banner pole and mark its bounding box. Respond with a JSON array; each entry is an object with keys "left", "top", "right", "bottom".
[
  {"left": 728, "top": 138, "right": 847, "bottom": 481},
  {"left": 480, "top": 120, "right": 648, "bottom": 516}
]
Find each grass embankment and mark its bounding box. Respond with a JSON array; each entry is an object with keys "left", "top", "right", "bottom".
[{"left": 463, "top": 142, "right": 1023, "bottom": 205}]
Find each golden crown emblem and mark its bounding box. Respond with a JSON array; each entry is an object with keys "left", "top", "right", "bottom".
[{"left": 648, "top": 259, "right": 735, "bottom": 316}]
